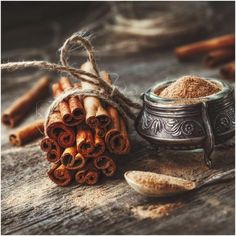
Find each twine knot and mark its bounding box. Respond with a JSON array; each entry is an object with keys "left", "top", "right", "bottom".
[{"left": 1, "top": 32, "right": 143, "bottom": 133}]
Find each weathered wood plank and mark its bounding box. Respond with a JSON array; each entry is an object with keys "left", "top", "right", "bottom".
[{"left": 1, "top": 3, "right": 235, "bottom": 234}]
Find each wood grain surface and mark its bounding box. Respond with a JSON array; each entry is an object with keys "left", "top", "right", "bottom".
[{"left": 1, "top": 2, "right": 235, "bottom": 235}]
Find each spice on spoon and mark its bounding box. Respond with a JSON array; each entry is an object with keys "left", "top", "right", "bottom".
[
  {"left": 124, "top": 169, "right": 235, "bottom": 197},
  {"left": 124, "top": 171, "right": 196, "bottom": 197}
]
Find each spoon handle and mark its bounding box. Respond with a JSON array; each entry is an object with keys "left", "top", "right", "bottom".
[{"left": 197, "top": 169, "right": 235, "bottom": 188}]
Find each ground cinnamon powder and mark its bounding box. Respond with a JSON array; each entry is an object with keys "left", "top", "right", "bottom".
[{"left": 157, "top": 75, "right": 221, "bottom": 99}]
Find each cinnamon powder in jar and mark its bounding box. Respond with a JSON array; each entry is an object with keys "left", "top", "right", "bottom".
[{"left": 157, "top": 75, "right": 221, "bottom": 99}]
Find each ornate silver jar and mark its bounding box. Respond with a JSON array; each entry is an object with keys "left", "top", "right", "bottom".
[{"left": 135, "top": 79, "right": 235, "bottom": 168}]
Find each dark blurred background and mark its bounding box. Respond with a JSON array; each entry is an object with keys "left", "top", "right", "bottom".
[{"left": 2, "top": 1, "right": 235, "bottom": 58}]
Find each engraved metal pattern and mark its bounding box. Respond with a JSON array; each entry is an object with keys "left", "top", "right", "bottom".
[
  {"left": 214, "top": 107, "right": 235, "bottom": 134},
  {"left": 163, "top": 119, "right": 201, "bottom": 137},
  {"left": 141, "top": 110, "right": 204, "bottom": 137},
  {"left": 141, "top": 110, "right": 162, "bottom": 134}
]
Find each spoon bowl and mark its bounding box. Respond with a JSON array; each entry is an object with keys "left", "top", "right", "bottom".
[{"left": 124, "top": 170, "right": 196, "bottom": 197}]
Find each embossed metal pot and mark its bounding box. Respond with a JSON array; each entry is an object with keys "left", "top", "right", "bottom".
[{"left": 135, "top": 79, "right": 235, "bottom": 168}]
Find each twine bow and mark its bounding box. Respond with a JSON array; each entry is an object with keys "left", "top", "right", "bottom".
[{"left": 1, "top": 32, "right": 142, "bottom": 133}]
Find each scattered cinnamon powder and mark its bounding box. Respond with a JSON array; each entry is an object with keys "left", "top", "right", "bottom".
[
  {"left": 157, "top": 75, "right": 221, "bottom": 99},
  {"left": 131, "top": 202, "right": 183, "bottom": 219}
]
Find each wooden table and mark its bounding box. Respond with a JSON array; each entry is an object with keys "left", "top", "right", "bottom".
[{"left": 2, "top": 3, "right": 235, "bottom": 235}]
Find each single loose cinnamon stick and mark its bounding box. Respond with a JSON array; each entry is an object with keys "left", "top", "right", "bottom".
[
  {"left": 40, "top": 137, "right": 61, "bottom": 163},
  {"left": 76, "top": 124, "right": 94, "bottom": 157},
  {"left": 220, "top": 61, "right": 235, "bottom": 80},
  {"left": 61, "top": 147, "right": 86, "bottom": 170},
  {"left": 48, "top": 163, "right": 73, "bottom": 187},
  {"left": 9, "top": 119, "right": 44, "bottom": 146},
  {"left": 203, "top": 48, "right": 235, "bottom": 67},
  {"left": 80, "top": 61, "right": 111, "bottom": 128},
  {"left": 47, "top": 111, "right": 75, "bottom": 148},
  {"left": 175, "top": 34, "right": 235, "bottom": 60},
  {"left": 2, "top": 76, "right": 50, "bottom": 127}
]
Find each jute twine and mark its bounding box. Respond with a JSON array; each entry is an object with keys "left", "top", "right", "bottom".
[{"left": 1, "top": 32, "right": 142, "bottom": 134}]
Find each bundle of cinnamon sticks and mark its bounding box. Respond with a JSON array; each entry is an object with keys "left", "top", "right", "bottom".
[
  {"left": 41, "top": 61, "right": 130, "bottom": 187},
  {"left": 175, "top": 34, "right": 235, "bottom": 80}
]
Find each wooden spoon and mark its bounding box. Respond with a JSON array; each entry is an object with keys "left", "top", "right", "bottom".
[{"left": 124, "top": 169, "right": 234, "bottom": 197}]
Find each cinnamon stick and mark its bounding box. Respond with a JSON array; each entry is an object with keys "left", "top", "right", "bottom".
[
  {"left": 75, "top": 170, "right": 86, "bottom": 185},
  {"left": 95, "top": 127, "right": 106, "bottom": 138},
  {"left": 220, "top": 61, "right": 235, "bottom": 80},
  {"left": 9, "top": 119, "right": 44, "bottom": 146},
  {"left": 85, "top": 169, "right": 100, "bottom": 185},
  {"left": 175, "top": 34, "right": 235, "bottom": 60},
  {"left": 47, "top": 111, "right": 75, "bottom": 148},
  {"left": 102, "top": 161, "right": 116, "bottom": 177},
  {"left": 80, "top": 61, "right": 111, "bottom": 128},
  {"left": 100, "top": 71, "right": 130, "bottom": 154},
  {"left": 52, "top": 83, "right": 74, "bottom": 126},
  {"left": 61, "top": 147, "right": 86, "bottom": 170},
  {"left": 59, "top": 77, "right": 85, "bottom": 124},
  {"left": 119, "top": 117, "right": 131, "bottom": 154},
  {"left": 203, "top": 48, "right": 235, "bottom": 68},
  {"left": 89, "top": 132, "right": 105, "bottom": 158},
  {"left": 48, "top": 163, "right": 73, "bottom": 187},
  {"left": 76, "top": 124, "right": 94, "bottom": 157},
  {"left": 2, "top": 76, "right": 49, "bottom": 127},
  {"left": 40, "top": 137, "right": 61, "bottom": 163},
  {"left": 93, "top": 155, "right": 113, "bottom": 169},
  {"left": 94, "top": 155, "right": 116, "bottom": 177}
]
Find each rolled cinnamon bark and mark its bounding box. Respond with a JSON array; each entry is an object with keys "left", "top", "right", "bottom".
[
  {"left": 48, "top": 163, "right": 73, "bottom": 187},
  {"left": 220, "top": 61, "right": 235, "bottom": 80},
  {"left": 80, "top": 61, "right": 111, "bottom": 128},
  {"left": 40, "top": 137, "right": 53, "bottom": 152},
  {"left": 93, "top": 155, "right": 113, "bottom": 169},
  {"left": 2, "top": 76, "right": 50, "bottom": 127},
  {"left": 9, "top": 119, "right": 44, "bottom": 146},
  {"left": 94, "top": 155, "right": 116, "bottom": 177},
  {"left": 85, "top": 169, "right": 100, "bottom": 185},
  {"left": 47, "top": 111, "right": 75, "bottom": 148},
  {"left": 203, "top": 48, "right": 235, "bottom": 68},
  {"left": 105, "top": 106, "right": 125, "bottom": 154},
  {"left": 75, "top": 169, "right": 86, "bottom": 184},
  {"left": 100, "top": 71, "right": 130, "bottom": 154},
  {"left": 95, "top": 127, "right": 106, "bottom": 138},
  {"left": 89, "top": 133, "right": 105, "bottom": 158},
  {"left": 119, "top": 117, "right": 131, "bottom": 154},
  {"left": 102, "top": 161, "right": 117, "bottom": 177},
  {"left": 61, "top": 147, "right": 86, "bottom": 170},
  {"left": 52, "top": 83, "right": 74, "bottom": 126},
  {"left": 175, "top": 34, "right": 235, "bottom": 60},
  {"left": 76, "top": 124, "right": 94, "bottom": 157},
  {"left": 59, "top": 77, "right": 85, "bottom": 124},
  {"left": 40, "top": 137, "right": 61, "bottom": 163}
]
